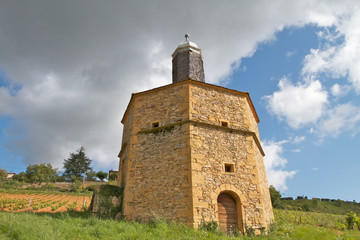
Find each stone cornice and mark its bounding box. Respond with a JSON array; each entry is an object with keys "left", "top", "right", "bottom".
[
  {"left": 138, "top": 120, "right": 265, "bottom": 156},
  {"left": 121, "top": 79, "right": 260, "bottom": 124}
]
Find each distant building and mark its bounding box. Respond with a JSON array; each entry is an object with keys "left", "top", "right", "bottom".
[
  {"left": 108, "top": 170, "right": 118, "bottom": 180},
  {"left": 6, "top": 172, "right": 16, "bottom": 179},
  {"left": 117, "top": 35, "right": 274, "bottom": 233}
]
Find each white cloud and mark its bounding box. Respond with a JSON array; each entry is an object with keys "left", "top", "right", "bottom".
[
  {"left": 0, "top": 1, "right": 359, "bottom": 170},
  {"left": 293, "top": 136, "right": 306, "bottom": 144},
  {"left": 264, "top": 77, "right": 328, "bottom": 128},
  {"left": 286, "top": 50, "right": 296, "bottom": 57},
  {"left": 263, "top": 140, "right": 296, "bottom": 192},
  {"left": 302, "top": 9, "right": 360, "bottom": 93},
  {"left": 331, "top": 83, "right": 350, "bottom": 97},
  {"left": 318, "top": 103, "right": 360, "bottom": 138}
]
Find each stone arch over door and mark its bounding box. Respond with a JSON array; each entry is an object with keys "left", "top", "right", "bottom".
[{"left": 211, "top": 185, "right": 246, "bottom": 233}]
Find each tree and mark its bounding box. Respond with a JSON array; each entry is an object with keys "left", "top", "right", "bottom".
[
  {"left": 63, "top": 147, "right": 92, "bottom": 180},
  {"left": 12, "top": 172, "right": 27, "bottom": 182},
  {"left": 25, "top": 163, "right": 58, "bottom": 183},
  {"left": 96, "top": 171, "right": 108, "bottom": 182},
  {"left": 86, "top": 170, "right": 97, "bottom": 181},
  {"left": 269, "top": 185, "right": 281, "bottom": 208},
  {"left": 0, "top": 168, "right": 7, "bottom": 181},
  {"left": 108, "top": 172, "right": 118, "bottom": 181}
]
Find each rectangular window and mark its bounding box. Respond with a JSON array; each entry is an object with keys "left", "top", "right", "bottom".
[
  {"left": 221, "top": 121, "right": 228, "bottom": 127},
  {"left": 152, "top": 122, "right": 159, "bottom": 128},
  {"left": 224, "top": 163, "right": 235, "bottom": 173}
]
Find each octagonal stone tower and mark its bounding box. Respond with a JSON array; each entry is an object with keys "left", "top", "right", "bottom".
[{"left": 117, "top": 35, "right": 274, "bottom": 233}]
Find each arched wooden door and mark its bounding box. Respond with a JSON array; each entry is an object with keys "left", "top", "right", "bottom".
[{"left": 217, "top": 193, "right": 238, "bottom": 232}]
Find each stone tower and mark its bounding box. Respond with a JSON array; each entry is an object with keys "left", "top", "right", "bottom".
[{"left": 117, "top": 35, "right": 274, "bottom": 233}]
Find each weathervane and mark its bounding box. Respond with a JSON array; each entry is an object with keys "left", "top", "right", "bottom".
[{"left": 185, "top": 34, "right": 190, "bottom": 42}]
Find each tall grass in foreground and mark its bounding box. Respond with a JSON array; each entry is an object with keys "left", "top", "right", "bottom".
[{"left": 1, "top": 210, "right": 360, "bottom": 239}]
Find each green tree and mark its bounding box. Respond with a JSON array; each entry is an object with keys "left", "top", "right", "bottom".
[
  {"left": 86, "top": 170, "right": 97, "bottom": 181},
  {"left": 63, "top": 147, "right": 92, "bottom": 180},
  {"left": 108, "top": 172, "right": 118, "bottom": 181},
  {"left": 96, "top": 171, "right": 108, "bottom": 182},
  {"left": 0, "top": 168, "right": 7, "bottom": 181},
  {"left": 25, "top": 163, "right": 58, "bottom": 183},
  {"left": 12, "top": 172, "right": 27, "bottom": 182},
  {"left": 269, "top": 185, "right": 281, "bottom": 208}
]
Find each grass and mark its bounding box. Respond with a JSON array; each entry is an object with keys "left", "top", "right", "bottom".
[
  {"left": 1, "top": 210, "right": 360, "bottom": 239},
  {"left": 1, "top": 183, "right": 360, "bottom": 239},
  {"left": 0, "top": 211, "right": 230, "bottom": 240}
]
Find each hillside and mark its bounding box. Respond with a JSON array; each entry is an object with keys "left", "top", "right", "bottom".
[{"left": 277, "top": 198, "right": 360, "bottom": 215}]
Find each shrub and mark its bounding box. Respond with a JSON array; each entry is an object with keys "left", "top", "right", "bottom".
[
  {"left": 198, "top": 220, "right": 218, "bottom": 233},
  {"left": 346, "top": 212, "right": 360, "bottom": 230},
  {"left": 96, "top": 171, "right": 108, "bottom": 182},
  {"left": 0, "top": 168, "right": 7, "bottom": 181},
  {"left": 269, "top": 185, "right": 281, "bottom": 208},
  {"left": 71, "top": 180, "right": 83, "bottom": 192},
  {"left": 302, "top": 203, "right": 311, "bottom": 212}
]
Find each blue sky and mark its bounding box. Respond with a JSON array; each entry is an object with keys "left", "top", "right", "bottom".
[
  {"left": 228, "top": 26, "right": 360, "bottom": 201},
  {"left": 0, "top": 1, "right": 359, "bottom": 201}
]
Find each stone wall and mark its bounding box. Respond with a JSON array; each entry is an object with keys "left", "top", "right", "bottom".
[
  {"left": 188, "top": 82, "right": 273, "bottom": 231},
  {"left": 124, "top": 125, "right": 193, "bottom": 223},
  {"left": 118, "top": 80, "right": 273, "bottom": 232},
  {"left": 255, "top": 142, "right": 274, "bottom": 225},
  {"left": 120, "top": 83, "right": 193, "bottom": 224},
  {"left": 189, "top": 84, "right": 259, "bottom": 136}
]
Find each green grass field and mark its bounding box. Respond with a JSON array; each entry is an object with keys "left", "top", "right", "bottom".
[
  {"left": 1, "top": 209, "right": 360, "bottom": 240},
  {"left": 1, "top": 182, "right": 359, "bottom": 239}
]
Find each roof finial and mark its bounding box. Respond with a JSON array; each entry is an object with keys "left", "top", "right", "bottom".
[{"left": 185, "top": 34, "right": 190, "bottom": 42}]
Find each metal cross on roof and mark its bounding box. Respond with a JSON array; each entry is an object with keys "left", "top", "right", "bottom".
[{"left": 185, "top": 34, "right": 190, "bottom": 42}]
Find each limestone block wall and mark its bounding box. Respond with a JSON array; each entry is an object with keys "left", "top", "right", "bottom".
[
  {"left": 255, "top": 143, "right": 274, "bottom": 225},
  {"left": 188, "top": 82, "right": 273, "bottom": 231},
  {"left": 132, "top": 84, "right": 188, "bottom": 130},
  {"left": 118, "top": 104, "right": 134, "bottom": 186},
  {"left": 118, "top": 80, "right": 273, "bottom": 231},
  {"left": 119, "top": 83, "right": 194, "bottom": 224},
  {"left": 189, "top": 84, "right": 259, "bottom": 138},
  {"left": 123, "top": 125, "right": 193, "bottom": 223},
  {"left": 190, "top": 125, "right": 269, "bottom": 230}
]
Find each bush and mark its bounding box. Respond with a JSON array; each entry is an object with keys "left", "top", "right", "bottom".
[
  {"left": 108, "top": 172, "right": 118, "bottom": 181},
  {"left": 302, "top": 203, "right": 311, "bottom": 212},
  {"left": 0, "top": 168, "right": 7, "bottom": 181},
  {"left": 96, "top": 171, "right": 108, "bottom": 182},
  {"left": 198, "top": 220, "right": 218, "bottom": 233},
  {"left": 346, "top": 212, "right": 360, "bottom": 230},
  {"left": 269, "top": 185, "right": 281, "bottom": 208},
  {"left": 71, "top": 180, "right": 83, "bottom": 192}
]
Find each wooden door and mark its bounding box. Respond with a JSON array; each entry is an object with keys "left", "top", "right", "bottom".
[{"left": 217, "top": 193, "right": 238, "bottom": 232}]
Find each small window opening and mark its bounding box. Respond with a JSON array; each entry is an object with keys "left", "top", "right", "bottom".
[
  {"left": 224, "top": 163, "right": 234, "bottom": 173},
  {"left": 152, "top": 122, "right": 159, "bottom": 128},
  {"left": 221, "top": 121, "right": 228, "bottom": 127}
]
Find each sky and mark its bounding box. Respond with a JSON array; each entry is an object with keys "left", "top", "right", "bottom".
[{"left": 0, "top": 1, "right": 359, "bottom": 201}]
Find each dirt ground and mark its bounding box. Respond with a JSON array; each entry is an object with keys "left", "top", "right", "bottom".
[{"left": 0, "top": 192, "right": 92, "bottom": 213}]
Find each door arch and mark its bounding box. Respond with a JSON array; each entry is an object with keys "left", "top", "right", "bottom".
[{"left": 217, "top": 193, "right": 239, "bottom": 232}]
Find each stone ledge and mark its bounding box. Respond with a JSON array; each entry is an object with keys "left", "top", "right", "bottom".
[{"left": 137, "top": 120, "right": 265, "bottom": 156}]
